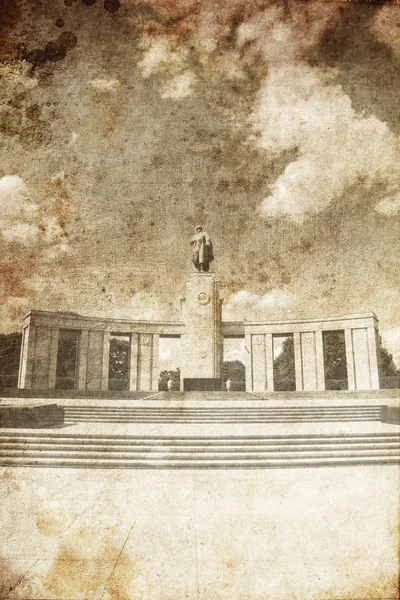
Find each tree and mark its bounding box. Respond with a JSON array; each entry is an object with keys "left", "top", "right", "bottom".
[
  {"left": 0, "top": 332, "right": 22, "bottom": 388},
  {"left": 108, "top": 337, "right": 130, "bottom": 390},
  {"left": 222, "top": 360, "right": 245, "bottom": 391},
  {"left": 273, "top": 336, "right": 296, "bottom": 391},
  {"left": 378, "top": 336, "right": 399, "bottom": 377},
  {"left": 159, "top": 368, "right": 180, "bottom": 391},
  {"left": 323, "top": 332, "right": 348, "bottom": 381}
]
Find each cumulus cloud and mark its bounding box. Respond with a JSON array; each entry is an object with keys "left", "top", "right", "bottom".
[
  {"left": 138, "top": 35, "right": 196, "bottom": 99},
  {"left": 0, "top": 175, "right": 38, "bottom": 243},
  {"left": 375, "top": 196, "right": 400, "bottom": 217},
  {"left": 161, "top": 71, "right": 196, "bottom": 100},
  {"left": 252, "top": 63, "right": 400, "bottom": 218},
  {"left": 0, "top": 175, "right": 70, "bottom": 251},
  {"left": 132, "top": 3, "right": 400, "bottom": 218},
  {"left": 138, "top": 36, "right": 188, "bottom": 78},
  {"left": 223, "top": 288, "right": 296, "bottom": 321},
  {"left": 224, "top": 338, "right": 246, "bottom": 363}
]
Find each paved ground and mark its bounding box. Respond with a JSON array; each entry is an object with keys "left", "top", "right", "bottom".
[
  {"left": 1, "top": 464, "right": 398, "bottom": 600},
  {"left": 0, "top": 392, "right": 399, "bottom": 599}
]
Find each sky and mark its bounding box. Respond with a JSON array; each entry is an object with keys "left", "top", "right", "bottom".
[{"left": 1, "top": 0, "right": 400, "bottom": 365}]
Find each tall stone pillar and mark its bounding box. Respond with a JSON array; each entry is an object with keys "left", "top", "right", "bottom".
[
  {"left": 367, "top": 326, "right": 380, "bottom": 389},
  {"left": 244, "top": 333, "right": 252, "bottom": 393},
  {"left": 344, "top": 328, "right": 356, "bottom": 390},
  {"left": 77, "top": 329, "right": 89, "bottom": 391},
  {"left": 48, "top": 327, "right": 60, "bottom": 389},
  {"left": 251, "top": 334, "right": 266, "bottom": 392},
  {"left": 151, "top": 334, "right": 160, "bottom": 392},
  {"left": 181, "top": 273, "right": 222, "bottom": 389},
  {"left": 293, "top": 332, "right": 303, "bottom": 391},
  {"left": 86, "top": 330, "right": 104, "bottom": 391},
  {"left": 18, "top": 323, "right": 36, "bottom": 389},
  {"left": 265, "top": 333, "right": 274, "bottom": 392},
  {"left": 101, "top": 331, "right": 110, "bottom": 391},
  {"left": 129, "top": 333, "right": 139, "bottom": 391},
  {"left": 315, "top": 330, "right": 326, "bottom": 391}
]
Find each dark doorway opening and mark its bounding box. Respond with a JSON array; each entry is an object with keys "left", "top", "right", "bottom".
[
  {"left": 108, "top": 333, "right": 130, "bottom": 391},
  {"left": 273, "top": 334, "right": 296, "bottom": 391},
  {"left": 322, "top": 330, "right": 348, "bottom": 390},
  {"left": 56, "top": 329, "right": 80, "bottom": 390}
]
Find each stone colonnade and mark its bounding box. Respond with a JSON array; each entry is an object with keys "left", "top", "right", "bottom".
[
  {"left": 235, "top": 314, "right": 380, "bottom": 392},
  {"left": 18, "top": 311, "right": 184, "bottom": 392},
  {"left": 18, "top": 310, "right": 381, "bottom": 393}
]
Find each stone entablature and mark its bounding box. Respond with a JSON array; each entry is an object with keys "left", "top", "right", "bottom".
[
  {"left": 21, "top": 310, "right": 185, "bottom": 335},
  {"left": 222, "top": 313, "right": 378, "bottom": 336}
]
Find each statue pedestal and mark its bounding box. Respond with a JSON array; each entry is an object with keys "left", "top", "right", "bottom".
[{"left": 180, "top": 273, "right": 223, "bottom": 390}]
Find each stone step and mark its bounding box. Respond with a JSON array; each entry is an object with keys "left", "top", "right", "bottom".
[
  {"left": 0, "top": 455, "right": 398, "bottom": 469},
  {"left": 1, "top": 439, "right": 399, "bottom": 450},
  {"left": 1, "top": 432, "right": 396, "bottom": 441},
  {"left": 0, "top": 432, "right": 398, "bottom": 468},
  {"left": 64, "top": 418, "right": 381, "bottom": 422},
  {"left": 63, "top": 404, "right": 381, "bottom": 410},
  {"left": 1, "top": 445, "right": 399, "bottom": 456},
  {"left": 62, "top": 404, "right": 382, "bottom": 423}
]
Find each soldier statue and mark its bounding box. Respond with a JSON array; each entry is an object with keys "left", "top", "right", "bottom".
[{"left": 190, "top": 226, "right": 214, "bottom": 272}]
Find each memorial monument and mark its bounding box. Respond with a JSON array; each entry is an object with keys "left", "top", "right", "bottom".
[
  {"left": 181, "top": 227, "right": 222, "bottom": 390},
  {"left": 17, "top": 229, "right": 381, "bottom": 394}
]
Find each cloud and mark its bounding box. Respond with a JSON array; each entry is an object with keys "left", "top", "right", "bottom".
[
  {"left": 223, "top": 288, "right": 296, "bottom": 320},
  {"left": 132, "top": 4, "right": 400, "bottom": 219},
  {"left": 90, "top": 78, "right": 120, "bottom": 91},
  {"left": 0, "top": 175, "right": 37, "bottom": 240},
  {"left": 375, "top": 196, "right": 400, "bottom": 217},
  {"left": 0, "top": 175, "right": 68, "bottom": 251},
  {"left": 0, "top": 175, "right": 70, "bottom": 251},
  {"left": 381, "top": 327, "right": 400, "bottom": 368},
  {"left": 252, "top": 63, "right": 400, "bottom": 218},
  {"left": 161, "top": 71, "right": 196, "bottom": 100},
  {"left": 223, "top": 338, "right": 246, "bottom": 363}
]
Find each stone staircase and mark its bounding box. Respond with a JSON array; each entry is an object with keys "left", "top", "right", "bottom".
[
  {"left": 63, "top": 404, "right": 382, "bottom": 423},
  {"left": 0, "top": 431, "right": 399, "bottom": 469}
]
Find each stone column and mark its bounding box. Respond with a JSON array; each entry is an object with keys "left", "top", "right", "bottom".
[
  {"left": 86, "top": 330, "right": 104, "bottom": 391},
  {"left": 315, "top": 330, "right": 326, "bottom": 391},
  {"left": 151, "top": 334, "right": 160, "bottom": 391},
  {"left": 18, "top": 324, "right": 36, "bottom": 389},
  {"left": 77, "top": 329, "right": 89, "bottom": 391},
  {"left": 129, "top": 333, "right": 139, "bottom": 392},
  {"left": 293, "top": 332, "right": 303, "bottom": 391},
  {"left": 32, "top": 326, "right": 52, "bottom": 389},
  {"left": 367, "top": 326, "right": 380, "bottom": 390},
  {"left": 265, "top": 333, "right": 274, "bottom": 392},
  {"left": 352, "top": 328, "right": 372, "bottom": 390},
  {"left": 344, "top": 329, "right": 356, "bottom": 390},
  {"left": 251, "top": 334, "right": 266, "bottom": 392},
  {"left": 300, "top": 332, "right": 318, "bottom": 391},
  {"left": 138, "top": 333, "right": 152, "bottom": 391},
  {"left": 101, "top": 331, "right": 110, "bottom": 391},
  {"left": 48, "top": 327, "right": 60, "bottom": 389},
  {"left": 244, "top": 333, "right": 252, "bottom": 392}
]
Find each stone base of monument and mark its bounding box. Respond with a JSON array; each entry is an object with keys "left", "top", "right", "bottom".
[
  {"left": 183, "top": 378, "right": 222, "bottom": 392},
  {"left": 0, "top": 404, "right": 64, "bottom": 428},
  {"left": 380, "top": 405, "right": 400, "bottom": 425}
]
